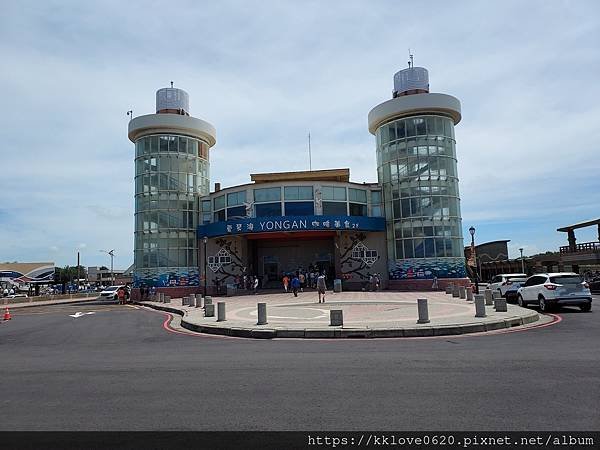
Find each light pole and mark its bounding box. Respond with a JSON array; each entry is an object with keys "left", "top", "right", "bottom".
[
  {"left": 519, "top": 248, "right": 525, "bottom": 274},
  {"left": 203, "top": 237, "right": 208, "bottom": 298},
  {"left": 469, "top": 226, "right": 479, "bottom": 294},
  {"left": 100, "top": 249, "right": 115, "bottom": 285}
]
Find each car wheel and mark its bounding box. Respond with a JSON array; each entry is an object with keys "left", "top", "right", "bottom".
[
  {"left": 580, "top": 303, "right": 592, "bottom": 312},
  {"left": 517, "top": 295, "right": 527, "bottom": 308},
  {"left": 539, "top": 296, "right": 549, "bottom": 312}
]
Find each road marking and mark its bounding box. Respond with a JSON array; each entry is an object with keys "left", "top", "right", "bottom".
[
  {"left": 69, "top": 311, "right": 96, "bottom": 318},
  {"left": 126, "top": 305, "right": 139, "bottom": 309}
]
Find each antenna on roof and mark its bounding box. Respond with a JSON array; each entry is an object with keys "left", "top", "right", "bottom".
[
  {"left": 308, "top": 132, "right": 312, "bottom": 171},
  {"left": 408, "top": 49, "right": 414, "bottom": 68},
  {"left": 170, "top": 81, "right": 174, "bottom": 88},
  {"left": 126, "top": 110, "right": 133, "bottom": 121}
]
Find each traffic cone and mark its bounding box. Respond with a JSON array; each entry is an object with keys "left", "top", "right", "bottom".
[{"left": 3, "top": 307, "right": 11, "bottom": 321}]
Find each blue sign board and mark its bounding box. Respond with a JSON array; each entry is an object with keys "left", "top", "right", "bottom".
[{"left": 198, "top": 215, "right": 385, "bottom": 238}]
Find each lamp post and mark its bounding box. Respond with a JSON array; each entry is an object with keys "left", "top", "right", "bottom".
[
  {"left": 519, "top": 248, "right": 525, "bottom": 274},
  {"left": 469, "top": 226, "right": 479, "bottom": 294},
  {"left": 100, "top": 249, "right": 115, "bottom": 285},
  {"left": 203, "top": 236, "right": 208, "bottom": 297}
]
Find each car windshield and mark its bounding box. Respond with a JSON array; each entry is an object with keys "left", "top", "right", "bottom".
[
  {"left": 549, "top": 276, "right": 583, "bottom": 285},
  {"left": 507, "top": 276, "right": 527, "bottom": 282},
  {"left": 104, "top": 286, "right": 120, "bottom": 291}
]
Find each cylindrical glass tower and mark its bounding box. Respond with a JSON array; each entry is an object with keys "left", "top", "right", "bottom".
[
  {"left": 128, "top": 88, "right": 216, "bottom": 289},
  {"left": 368, "top": 67, "right": 467, "bottom": 288}
]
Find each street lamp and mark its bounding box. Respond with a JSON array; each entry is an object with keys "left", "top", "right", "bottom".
[
  {"left": 100, "top": 249, "right": 115, "bottom": 285},
  {"left": 519, "top": 248, "right": 525, "bottom": 274},
  {"left": 469, "top": 226, "right": 479, "bottom": 294},
  {"left": 203, "top": 236, "right": 208, "bottom": 299}
]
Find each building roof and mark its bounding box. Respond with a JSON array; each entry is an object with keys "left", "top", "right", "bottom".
[
  {"left": 250, "top": 168, "right": 350, "bottom": 184},
  {"left": 557, "top": 218, "right": 600, "bottom": 232}
]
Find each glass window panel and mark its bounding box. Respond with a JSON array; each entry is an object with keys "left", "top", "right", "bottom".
[
  {"left": 213, "top": 210, "right": 225, "bottom": 222},
  {"left": 403, "top": 240, "right": 414, "bottom": 258},
  {"left": 227, "top": 191, "right": 245, "bottom": 206},
  {"left": 413, "top": 238, "right": 425, "bottom": 258},
  {"left": 159, "top": 136, "right": 169, "bottom": 153},
  {"left": 435, "top": 238, "right": 446, "bottom": 257},
  {"left": 395, "top": 240, "right": 404, "bottom": 259},
  {"left": 424, "top": 238, "right": 435, "bottom": 257},
  {"left": 443, "top": 118, "right": 452, "bottom": 138},
  {"left": 202, "top": 200, "right": 211, "bottom": 212},
  {"left": 284, "top": 201, "right": 314, "bottom": 216},
  {"left": 396, "top": 120, "right": 406, "bottom": 139},
  {"left": 371, "top": 191, "right": 382, "bottom": 203},
  {"left": 348, "top": 188, "right": 367, "bottom": 203},
  {"left": 371, "top": 205, "right": 382, "bottom": 217},
  {"left": 393, "top": 200, "right": 401, "bottom": 218},
  {"left": 406, "top": 119, "right": 416, "bottom": 137},
  {"left": 322, "top": 202, "right": 347, "bottom": 215},
  {"left": 334, "top": 187, "right": 346, "bottom": 201},
  {"left": 388, "top": 123, "right": 396, "bottom": 141},
  {"left": 394, "top": 221, "right": 403, "bottom": 239},
  {"left": 254, "top": 187, "right": 281, "bottom": 202},
  {"left": 227, "top": 206, "right": 246, "bottom": 219},
  {"left": 255, "top": 202, "right": 282, "bottom": 217},
  {"left": 415, "top": 118, "right": 426, "bottom": 135},
  {"left": 179, "top": 137, "right": 188, "bottom": 154},
  {"left": 349, "top": 203, "right": 367, "bottom": 216},
  {"left": 214, "top": 195, "right": 225, "bottom": 210}
]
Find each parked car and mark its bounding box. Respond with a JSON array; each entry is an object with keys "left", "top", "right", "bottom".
[
  {"left": 503, "top": 276, "right": 528, "bottom": 303},
  {"left": 588, "top": 277, "right": 600, "bottom": 294},
  {"left": 517, "top": 273, "right": 592, "bottom": 312},
  {"left": 487, "top": 273, "right": 528, "bottom": 298},
  {"left": 99, "top": 285, "right": 129, "bottom": 301}
]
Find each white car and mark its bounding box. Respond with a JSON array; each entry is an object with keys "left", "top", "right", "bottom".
[
  {"left": 487, "top": 273, "right": 528, "bottom": 297},
  {"left": 99, "top": 285, "right": 129, "bottom": 301},
  {"left": 517, "top": 273, "right": 592, "bottom": 312}
]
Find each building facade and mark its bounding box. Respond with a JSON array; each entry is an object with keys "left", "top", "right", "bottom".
[
  {"left": 368, "top": 66, "right": 468, "bottom": 289},
  {"left": 129, "top": 66, "right": 469, "bottom": 296},
  {"left": 128, "top": 88, "right": 216, "bottom": 295}
]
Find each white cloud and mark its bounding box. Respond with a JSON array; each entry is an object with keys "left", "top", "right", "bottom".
[{"left": 1, "top": 0, "right": 599, "bottom": 266}]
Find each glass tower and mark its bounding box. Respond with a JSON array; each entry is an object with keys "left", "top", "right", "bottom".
[
  {"left": 128, "top": 88, "right": 216, "bottom": 288},
  {"left": 368, "top": 66, "right": 467, "bottom": 282}
]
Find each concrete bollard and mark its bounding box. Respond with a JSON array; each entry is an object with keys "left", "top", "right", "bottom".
[
  {"left": 257, "top": 303, "right": 267, "bottom": 325},
  {"left": 466, "top": 286, "right": 474, "bottom": 301},
  {"left": 445, "top": 285, "right": 452, "bottom": 295},
  {"left": 474, "top": 294, "right": 487, "bottom": 318},
  {"left": 417, "top": 298, "right": 430, "bottom": 324},
  {"left": 158, "top": 292, "right": 164, "bottom": 303},
  {"left": 492, "top": 290, "right": 501, "bottom": 300},
  {"left": 190, "top": 296, "right": 196, "bottom": 308},
  {"left": 164, "top": 295, "right": 171, "bottom": 304},
  {"left": 195, "top": 294, "right": 202, "bottom": 308},
  {"left": 459, "top": 286, "right": 466, "bottom": 299},
  {"left": 204, "top": 303, "right": 215, "bottom": 317},
  {"left": 217, "top": 302, "right": 226, "bottom": 322},
  {"left": 494, "top": 298, "right": 508, "bottom": 312},
  {"left": 204, "top": 296, "right": 212, "bottom": 307},
  {"left": 330, "top": 310, "right": 343, "bottom": 326},
  {"left": 452, "top": 284, "right": 459, "bottom": 298},
  {"left": 182, "top": 296, "right": 188, "bottom": 306},
  {"left": 484, "top": 289, "right": 493, "bottom": 306}
]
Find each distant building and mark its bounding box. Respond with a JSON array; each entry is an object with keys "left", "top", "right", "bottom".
[{"left": 0, "top": 262, "right": 55, "bottom": 290}]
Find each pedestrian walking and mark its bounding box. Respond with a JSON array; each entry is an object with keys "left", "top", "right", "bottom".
[
  {"left": 2, "top": 287, "right": 8, "bottom": 297},
  {"left": 253, "top": 276, "right": 259, "bottom": 295},
  {"left": 291, "top": 275, "right": 300, "bottom": 297},
  {"left": 431, "top": 276, "right": 439, "bottom": 290},
  {"left": 282, "top": 274, "right": 289, "bottom": 293},
  {"left": 299, "top": 272, "right": 305, "bottom": 292},
  {"left": 316, "top": 272, "right": 327, "bottom": 303},
  {"left": 117, "top": 286, "right": 126, "bottom": 305}
]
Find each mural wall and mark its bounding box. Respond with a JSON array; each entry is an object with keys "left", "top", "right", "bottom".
[{"left": 389, "top": 257, "right": 466, "bottom": 280}]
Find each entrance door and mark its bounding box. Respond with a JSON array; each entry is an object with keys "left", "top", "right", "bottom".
[{"left": 264, "top": 262, "right": 279, "bottom": 282}]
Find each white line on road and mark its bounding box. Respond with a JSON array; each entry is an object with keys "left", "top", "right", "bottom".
[{"left": 68, "top": 312, "right": 96, "bottom": 318}]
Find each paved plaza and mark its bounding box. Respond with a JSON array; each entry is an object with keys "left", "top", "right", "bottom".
[{"left": 140, "top": 290, "right": 542, "bottom": 338}]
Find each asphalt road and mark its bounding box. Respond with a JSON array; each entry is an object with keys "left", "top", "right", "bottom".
[{"left": 0, "top": 297, "right": 599, "bottom": 431}]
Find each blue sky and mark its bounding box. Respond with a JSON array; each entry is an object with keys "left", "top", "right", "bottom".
[{"left": 1, "top": 0, "right": 599, "bottom": 269}]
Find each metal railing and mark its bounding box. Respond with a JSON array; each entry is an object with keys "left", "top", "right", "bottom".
[{"left": 559, "top": 241, "right": 600, "bottom": 254}]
